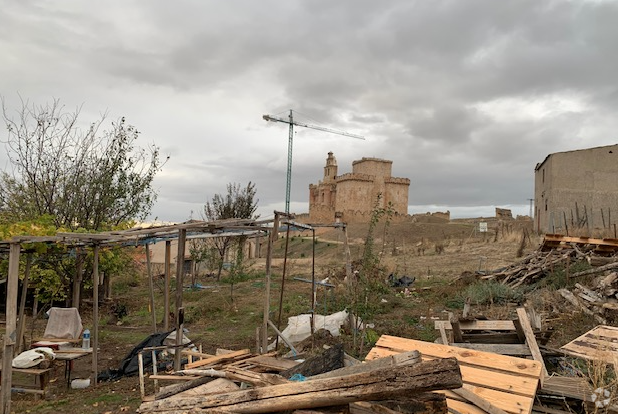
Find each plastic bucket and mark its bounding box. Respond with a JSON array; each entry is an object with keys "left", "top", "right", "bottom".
[{"left": 71, "top": 378, "right": 91, "bottom": 389}]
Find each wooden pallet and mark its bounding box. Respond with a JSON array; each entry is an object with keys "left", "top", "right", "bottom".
[
  {"left": 560, "top": 325, "right": 618, "bottom": 364},
  {"left": 366, "top": 335, "right": 543, "bottom": 414}
]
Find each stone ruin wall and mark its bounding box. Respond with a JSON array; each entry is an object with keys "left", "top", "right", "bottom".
[{"left": 495, "top": 207, "right": 514, "bottom": 220}]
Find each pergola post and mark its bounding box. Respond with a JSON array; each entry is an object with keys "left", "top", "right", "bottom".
[
  {"left": 72, "top": 248, "right": 83, "bottom": 308},
  {"left": 164, "top": 240, "right": 171, "bottom": 331},
  {"left": 262, "top": 212, "right": 280, "bottom": 353},
  {"left": 1, "top": 242, "right": 21, "bottom": 414},
  {"left": 16, "top": 253, "right": 32, "bottom": 354},
  {"left": 146, "top": 244, "right": 157, "bottom": 333},
  {"left": 174, "top": 228, "right": 187, "bottom": 371},
  {"left": 92, "top": 244, "right": 99, "bottom": 386}
]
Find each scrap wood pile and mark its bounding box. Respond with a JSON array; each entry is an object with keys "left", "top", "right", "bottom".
[
  {"left": 480, "top": 234, "right": 618, "bottom": 288},
  {"left": 137, "top": 344, "right": 463, "bottom": 413},
  {"left": 557, "top": 269, "right": 618, "bottom": 324},
  {"left": 433, "top": 308, "right": 618, "bottom": 413}
]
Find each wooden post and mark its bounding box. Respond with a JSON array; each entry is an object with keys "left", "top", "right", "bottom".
[
  {"left": 173, "top": 307, "right": 184, "bottom": 371},
  {"left": 138, "top": 352, "right": 145, "bottom": 400},
  {"left": 262, "top": 212, "right": 280, "bottom": 353},
  {"left": 146, "top": 244, "right": 157, "bottom": 333},
  {"left": 164, "top": 240, "right": 171, "bottom": 331},
  {"left": 275, "top": 224, "right": 292, "bottom": 349},
  {"left": 343, "top": 225, "right": 352, "bottom": 283},
  {"left": 516, "top": 308, "right": 548, "bottom": 385},
  {"left": 566, "top": 255, "right": 570, "bottom": 285},
  {"left": 16, "top": 253, "right": 32, "bottom": 354},
  {"left": 1, "top": 243, "right": 21, "bottom": 414},
  {"left": 92, "top": 244, "right": 99, "bottom": 386},
  {"left": 174, "top": 229, "right": 187, "bottom": 371},
  {"left": 72, "top": 248, "right": 83, "bottom": 308},
  {"left": 311, "top": 228, "right": 316, "bottom": 338}
]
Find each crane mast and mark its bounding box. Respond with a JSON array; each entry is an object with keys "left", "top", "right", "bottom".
[{"left": 263, "top": 109, "right": 364, "bottom": 213}]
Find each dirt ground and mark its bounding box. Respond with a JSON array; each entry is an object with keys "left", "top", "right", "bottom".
[{"left": 5, "top": 218, "right": 600, "bottom": 413}]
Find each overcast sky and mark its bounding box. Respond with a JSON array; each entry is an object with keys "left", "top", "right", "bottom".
[{"left": 1, "top": 1, "right": 617, "bottom": 223}]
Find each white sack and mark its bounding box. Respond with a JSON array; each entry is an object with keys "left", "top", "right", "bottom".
[
  {"left": 13, "top": 347, "right": 55, "bottom": 369},
  {"left": 269, "top": 310, "right": 350, "bottom": 350}
]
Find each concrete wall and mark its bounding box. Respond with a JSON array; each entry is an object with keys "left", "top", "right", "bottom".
[{"left": 534, "top": 144, "right": 618, "bottom": 235}]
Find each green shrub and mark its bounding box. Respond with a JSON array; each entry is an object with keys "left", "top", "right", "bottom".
[{"left": 462, "top": 280, "right": 523, "bottom": 305}]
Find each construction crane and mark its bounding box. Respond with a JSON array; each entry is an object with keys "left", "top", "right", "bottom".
[{"left": 263, "top": 109, "right": 365, "bottom": 213}]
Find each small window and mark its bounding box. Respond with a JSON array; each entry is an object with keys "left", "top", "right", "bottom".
[{"left": 542, "top": 168, "right": 545, "bottom": 183}]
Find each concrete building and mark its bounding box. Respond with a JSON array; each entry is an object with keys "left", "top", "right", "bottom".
[
  {"left": 308, "top": 152, "right": 410, "bottom": 223},
  {"left": 534, "top": 144, "right": 618, "bottom": 234}
]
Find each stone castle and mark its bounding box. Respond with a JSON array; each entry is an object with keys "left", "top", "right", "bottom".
[{"left": 308, "top": 152, "right": 410, "bottom": 223}]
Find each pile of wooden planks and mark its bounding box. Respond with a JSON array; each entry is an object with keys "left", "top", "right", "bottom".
[
  {"left": 365, "top": 335, "right": 544, "bottom": 414},
  {"left": 481, "top": 234, "right": 618, "bottom": 288},
  {"left": 558, "top": 270, "right": 618, "bottom": 324},
  {"left": 137, "top": 346, "right": 463, "bottom": 413}
]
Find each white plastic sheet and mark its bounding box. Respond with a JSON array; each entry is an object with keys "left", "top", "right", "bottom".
[
  {"left": 12, "top": 347, "right": 55, "bottom": 369},
  {"left": 269, "top": 310, "right": 351, "bottom": 350}
]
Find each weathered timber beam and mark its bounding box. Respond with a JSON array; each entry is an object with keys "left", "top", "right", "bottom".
[
  {"left": 308, "top": 350, "right": 420, "bottom": 381},
  {"left": 138, "top": 357, "right": 462, "bottom": 414}
]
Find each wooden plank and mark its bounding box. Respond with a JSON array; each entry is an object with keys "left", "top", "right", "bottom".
[
  {"left": 184, "top": 348, "right": 251, "bottom": 369},
  {"left": 436, "top": 320, "right": 517, "bottom": 331},
  {"left": 439, "top": 324, "right": 450, "bottom": 346},
  {"left": 452, "top": 385, "right": 509, "bottom": 414},
  {"left": 166, "top": 377, "right": 239, "bottom": 400},
  {"left": 367, "top": 335, "right": 542, "bottom": 378},
  {"left": 349, "top": 401, "right": 408, "bottom": 414},
  {"left": 450, "top": 313, "right": 463, "bottom": 343},
  {"left": 350, "top": 397, "right": 448, "bottom": 414},
  {"left": 446, "top": 384, "right": 532, "bottom": 414},
  {"left": 455, "top": 364, "right": 538, "bottom": 397},
  {"left": 451, "top": 343, "right": 531, "bottom": 356},
  {"left": 240, "top": 355, "right": 300, "bottom": 371},
  {"left": 445, "top": 398, "right": 488, "bottom": 414},
  {"left": 516, "top": 308, "right": 548, "bottom": 384},
  {"left": 309, "top": 350, "right": 421, "bottom": 380},
  {"left": 181, "top": 350, "right": 215, "bottom": 359},
  {"left": 148, "top": 375, "right": 200, "bottom": 381}
]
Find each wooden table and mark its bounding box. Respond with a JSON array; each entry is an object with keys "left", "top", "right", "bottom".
[
  {"left": 55, "top": 349, "right": 92, "bottom": 387},
  {"left": 0, "top": 366, "right": 53, "bottom": 399}
]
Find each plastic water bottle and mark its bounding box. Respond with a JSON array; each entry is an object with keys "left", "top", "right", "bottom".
[{"left": 82, "top": 329, "right": 90, "bottom": 350}]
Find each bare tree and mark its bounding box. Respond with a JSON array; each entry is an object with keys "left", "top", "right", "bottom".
[
  {"left": 203, "top": 182, "right": 259, "bottom": 279},
  {"left": 1, "top": 97, "right": 167, "bottom": 230}
]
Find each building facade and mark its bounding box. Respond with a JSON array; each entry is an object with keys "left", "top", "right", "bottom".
[
  {"left": 534, "top": 144, "right": 618, "bottom": 234},
  {"left": 308, "top": 152, "right": 410, "bottom": 223}
]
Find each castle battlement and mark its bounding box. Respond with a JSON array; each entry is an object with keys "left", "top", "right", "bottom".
[{"left": 336, "top": 172, "right": 374, "bottom": 183}]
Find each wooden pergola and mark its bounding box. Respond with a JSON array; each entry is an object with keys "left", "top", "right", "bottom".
[
  {"left": 0, "top": 217, "right": 275, "bottom": 414},
  {"left": 1, "top": 213, "right": 352, "bottom": 414}
]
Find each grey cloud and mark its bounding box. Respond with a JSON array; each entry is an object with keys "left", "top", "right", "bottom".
[{"left": 1, "top": 0, "right": 617, "bottom": 222}]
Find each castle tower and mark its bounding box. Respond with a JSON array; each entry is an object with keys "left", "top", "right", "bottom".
[{"left": 323, "top": 152, "right": 338, "bottom": 182}]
